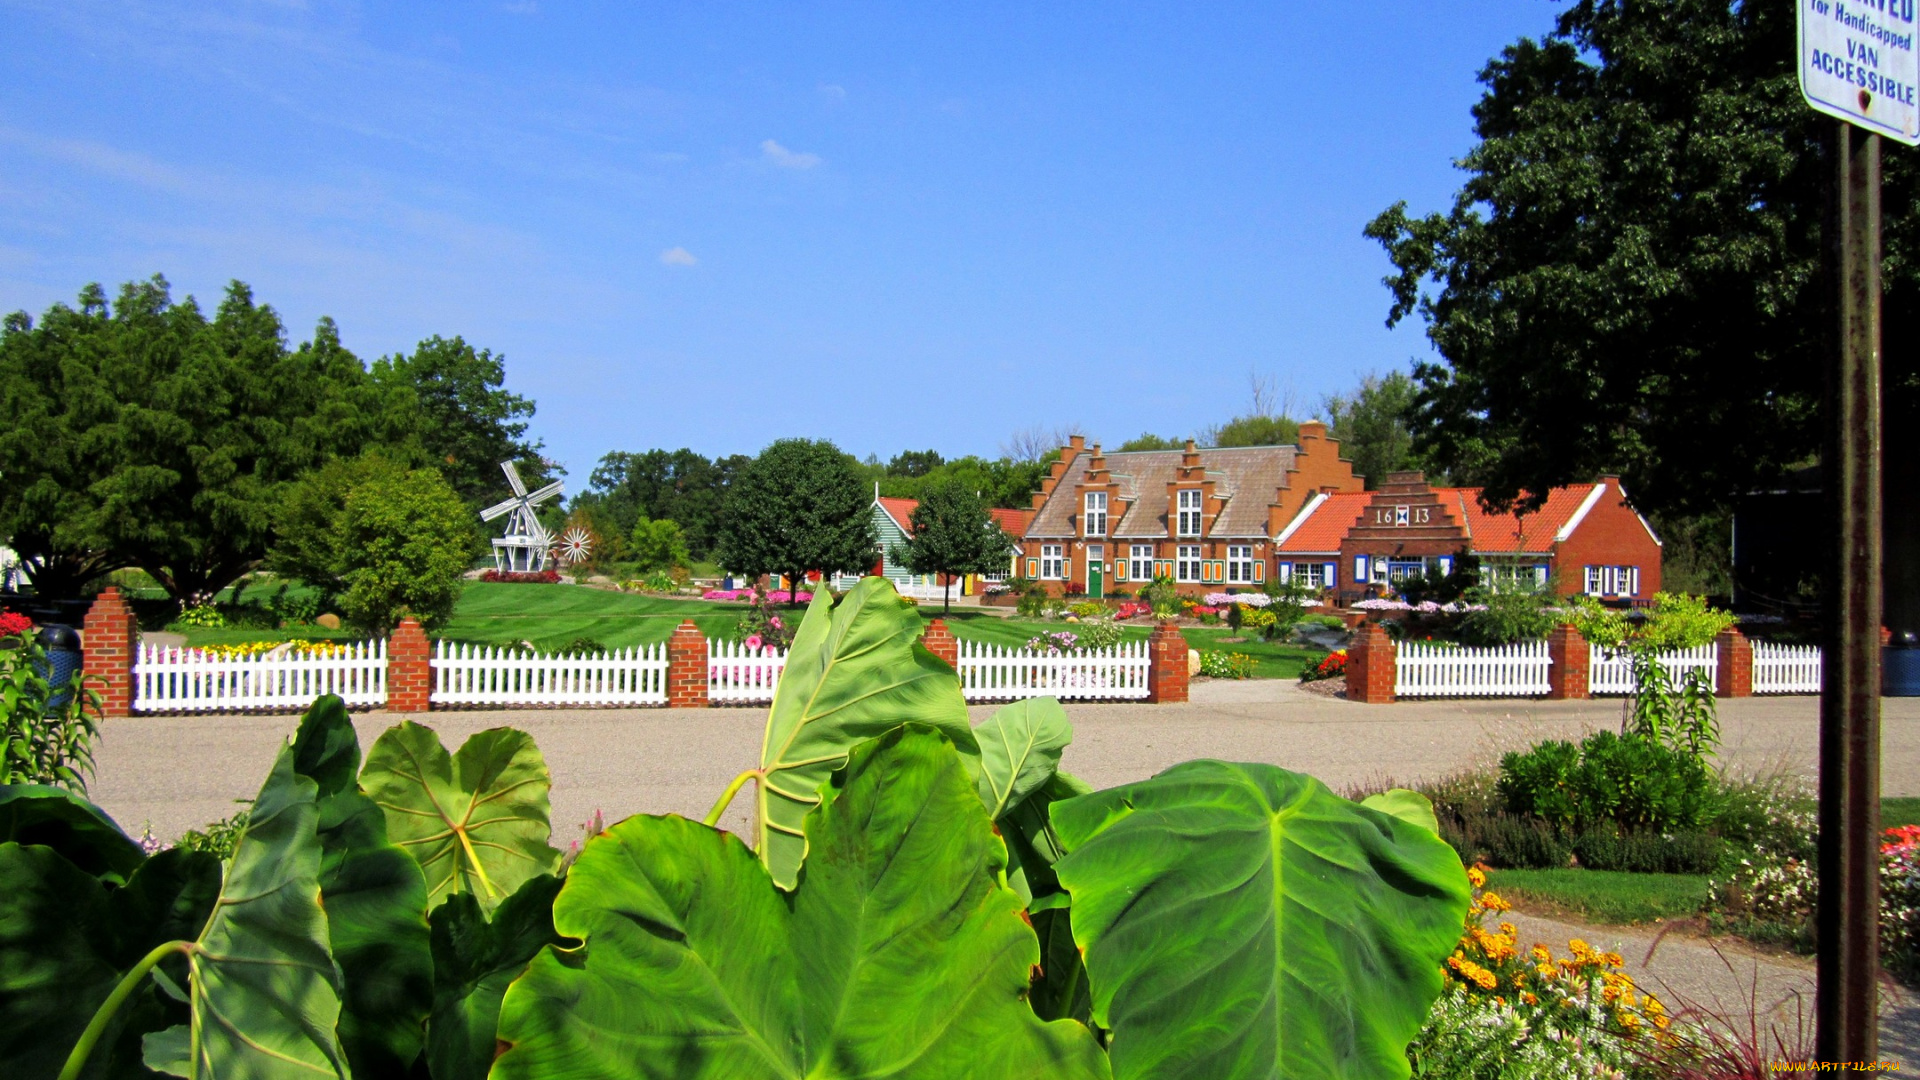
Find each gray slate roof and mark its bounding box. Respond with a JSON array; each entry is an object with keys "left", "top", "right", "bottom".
[{"left": 1025, "top": 445, "right": 1300, "bottom": 539}]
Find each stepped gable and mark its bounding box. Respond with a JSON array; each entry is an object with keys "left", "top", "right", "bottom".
[
  {"left": 1442, "top": 484, "right": 1597, "bottom": 554},
  {"left": 1342, "top": 471, "right": 1471, "bottom": 555},
  {"left": 1275, "top": 491, "right": 1373, "bottom": 554}
]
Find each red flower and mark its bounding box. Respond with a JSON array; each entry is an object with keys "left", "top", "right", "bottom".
[{"left": 0, "top": 610, "right": 32, "bottom": 636}]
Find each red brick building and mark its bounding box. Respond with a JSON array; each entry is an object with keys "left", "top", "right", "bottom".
[
  {"left": 1275, "top": 471, "right": 1663, "bottom": 604},
  {"left": 1016, "top": 426, "right": 1365, "bottom": 597}
]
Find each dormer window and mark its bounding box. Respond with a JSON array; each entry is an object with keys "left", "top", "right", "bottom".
[
  {"left": 1084, "top": 492, "right": 1108, "bottom": 536},
  {"left": 1176, "top": 489, "right": 1203, "bottom": 537}
]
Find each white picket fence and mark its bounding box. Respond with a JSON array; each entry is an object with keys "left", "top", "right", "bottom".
[
  {"left": 132, "top": 641, "right": 387, "bottom": 712},
  {"left": 430, "top": 641, "right": 668, "bottom": 706},
  {"left": 955, "top": 639, "right": 1151, "bottom": 701},
  {"left": 1588, "top": 644, "right": 1717, "bottom": 696},
  {"left": 708, "top": 639, "right": 787, "bottom": 704},
  {"left": 1753, "top": 640, "right": 1822, "bottom": 694},
  {"left": 1394, "top": 640, "right": 1551, "bottom": 698}
]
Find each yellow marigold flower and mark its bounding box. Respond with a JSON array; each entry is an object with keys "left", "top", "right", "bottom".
[
  {"left": 1643, "top": 996, "right": 1665, "bottom": 1017},
  {"left": 1568, "top": 938, "right": 1591, "bottom": 956},
  {"left": 1605, "top": 951, "right": 1625, "bottom": 967},
  {"left": 1536, "top": 963, "right": 1557, "bottom": 980},
  {"left": 1478, "top": 891, "right": 1511, "bottom": 912},
  {"left": 1467, "top": 866, "right": 1488, "bottom": 888},
  {"left": 1521, "top": 991, "right": 1538, "bottom": 1005},
  {"left": 1473, "top": 968, "right": 1497, "bottom": 991},
  {"left": 1531, "top": 945, "right": 1552, "bottom": 962},
  {"left": 1499, "top": 921, "right": 1517, "bottom": 936},
  {"left": 1617, "top": 1011, "right": 1641, "bottom": 1032}
]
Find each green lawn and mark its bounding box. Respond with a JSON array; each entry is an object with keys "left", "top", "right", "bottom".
[
  {"left": 1885, "top": 797, "right": 1920, "bottom": 830},
  {"left": 163, "top": 581, "right": 1324, "bottom": 676},
  {"left": 1488, "top": 867, "right": 1712, "bottom": 926}
]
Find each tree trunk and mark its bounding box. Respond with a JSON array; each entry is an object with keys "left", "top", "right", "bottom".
[{"left": 943, "top": 576, "right": 951, "bottom": 615}]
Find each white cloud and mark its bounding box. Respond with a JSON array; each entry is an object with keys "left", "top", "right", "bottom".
[
  {"left": 658, "top": 246, "right": 697, "bottom": 266},
  {"left": 760, "top": 139, "right": 820, "bottom": 169},
  {"left": 818, "top": 83, "right": 847, "bottom": 103}
]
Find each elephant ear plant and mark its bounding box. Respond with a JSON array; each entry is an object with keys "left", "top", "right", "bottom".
[{"left": 8, "top": 574, "right": 1470, "bottom": 1080}]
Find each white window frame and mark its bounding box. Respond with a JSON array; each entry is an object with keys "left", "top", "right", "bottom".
[
  {"left": 1176, "top": 489, "right": 1203, "bottom": 537},
  {"left": 1585, "top": 564, "right": 1640, "bottom": 598},
  {"left": 1084, "top": 491, "right": 1108, "bottom": 536},
  {"left": 1176, "top": 544, "right": 1202, "bottom": 583},
  {"left": 1041, "top": 544, "right": 1065, "bottom": 580},
  {"left": 1226, "top": 544, "right": 1255, "bottom": 584},
  {"left": 1129, "top": 544, "right": 1155, "bottom": 582},
  {"left": 1353, "top": 554, "right": 1369, "bottom": 585},
  {"left": 1295, "top": 562, "right": 1331, "bottom": 590}
]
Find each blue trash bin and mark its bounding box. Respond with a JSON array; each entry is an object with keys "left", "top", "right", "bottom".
[{"left": 1886, "top": 631, "right": 1920, "bottom": 697}]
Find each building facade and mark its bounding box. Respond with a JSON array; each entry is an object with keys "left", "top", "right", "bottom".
[
  {"left": 1016, "top": 425, "right": 1365, "bottom": 597},
  {"left": 1275, "top": 471, "right": 1664, "bottom": 604}
]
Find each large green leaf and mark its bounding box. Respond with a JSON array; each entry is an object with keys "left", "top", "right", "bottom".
[
  {"left": 292, "top": 695, "right": 433, "bottom": 1077},
  {"left": 362, "top": 721, "right": 560, "bottom": 912},
  {"left": 975, "top": 697, "right": 1073, "bottom": 819},
  {"left": 1360, "top": 789, "right": 1440, "bottom": 835},
  {"left": 755, "top": 578, "right": 975, "bottom": 889},
  {"left": 999, "top": 771, "right": 1095, "bottom": 1025},
  {"left": 0, "top": 784, "right": 145, "bottom": 886},
  {"left": 0, "top": 839, "right": 219, "bottom": 1080},
  {"left": 492, "top": 727, "right": 1109, "bottom": 1080},
  {"left": 144, "top": 744, "right": 350, "bottom": 1079},
  {"left": 1051, "top": 761, "right": 1472, "bottom": 1080},
  {"left": 423, "top": 874, "right": 565, "bottom": 1080}
]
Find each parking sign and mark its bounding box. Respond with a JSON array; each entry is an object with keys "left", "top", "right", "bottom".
[{"left": 1800, "top": 0, "right": 1920, "bottom": 142}]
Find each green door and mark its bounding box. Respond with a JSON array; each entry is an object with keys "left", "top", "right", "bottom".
[{"left": 1087, "top": 546, "right": 1104, "bottom": 598}]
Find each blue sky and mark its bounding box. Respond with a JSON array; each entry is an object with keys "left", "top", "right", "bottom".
[{"left": 1, "top": 1, "right": 1558, "bottom": 479}]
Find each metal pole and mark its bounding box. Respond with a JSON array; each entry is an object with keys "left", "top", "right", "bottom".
[{"left": 1817, "top": 118, "right": 1882, "bottom": 1063}]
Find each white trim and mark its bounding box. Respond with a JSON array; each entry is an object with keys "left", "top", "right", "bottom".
[
  {"left": 1272, "top": 491, "right": 1328, "bottom": 547},
  {"left": 1554, "top": 482, "right": 1608, "bottom": 542},
  {"left": 1636, "top": 511, "right": 1664, "bottom": 547}
]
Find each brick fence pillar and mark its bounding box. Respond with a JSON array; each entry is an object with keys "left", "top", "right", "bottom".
[
  {"left": 1345, "top": 622, "right": 1396, "bottom": 704},
  {"left": 1546, "top": 623, "right": 1590, "bottom": 700},
  {"left": 1147, "top": 621, "right": 1189, "bottom": 704},
  {"left": 668, "top": 620, "right": 709, "bottom": 708},
  {"left": 920, "top": 618, "right": 959, "bottom": 668},
  {"left": 1715, "top": 626, "right": 1753, "bottom": 698},
  {"left": 387, "top": 618, "right": 432, "bottom": 713},
  {"left": 81, "top": 586, "right": 138, "bottom": 718}
]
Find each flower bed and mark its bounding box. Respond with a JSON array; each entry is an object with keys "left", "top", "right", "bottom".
[
  {"left": 1300, "top": 650, "right": 1346, "bottom": 683},
  {"left": 481, "top": 570, "right": 561, "bottom": 584},
  {"left": 702, "top": 589, "right": 812, "bottom": 603},
  {"left": 0, "top": 609, "right": 32, "bottom": 636}
]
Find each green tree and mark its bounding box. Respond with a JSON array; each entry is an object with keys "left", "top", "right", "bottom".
[
  {"left": 891, "top": 478, "right": 1018, "bottom": 613},
  {"left": 0, "top": 277, "right": 376, "bottom": 605},
  {"left": 715, "top": 439, "right": 876, "bottom": 605},
  {"left": 629, "top": 515, "right": 691, "bottom": 573},
  {"left": 336, "top": 465, "right": 477, "bottom": 632},
  {"left": 579, "top": 448, "right": 742, "bottom": 558},
  {"left": 1322, "top": 372, "right": 1426, "bottom": 488},
  {"left": 371, "top": 335, "right": 550, "bottom": 509},
  {"left": 271, "top": 454, "right": 476, "bottom": 630},
  {"left": 1205, "top": 414, "right": 1299, "bottom": 448},
  {"left": 1363, "top": 0, "right": 1919, "bottom": 524},
  {"left": 1116, "top": 433, "right": 1183, "bottom": 452},
  {"left": 886, "top": 449, "right": 945, "bottom": 478}
]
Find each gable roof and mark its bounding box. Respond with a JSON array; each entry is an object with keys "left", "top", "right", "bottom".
[
  {"left": 989, "top": 507, "right": 1033, "bottom": 535},
  {"left": 1440, "top": 484, "right": 1599, "bottom": 555},
  {"left": 876, "top": 497, "right": 919, "bottom": 533},
  {"left": 1025, "top": 444, "right": 1301, "bottom": 538},
  {"left": 1274, "top": 491, "right": 1371, "bottom": 554}
]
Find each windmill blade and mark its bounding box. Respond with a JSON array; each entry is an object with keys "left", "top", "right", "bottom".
[
  {"left": 500, "top": 460, "right": 528, "bottom": 496},
  {"left": 480, "top": 496, "right": 523, "bottom": 521},
  {"left": 523, "top": 479, "right": 565, "bottom": 506}
]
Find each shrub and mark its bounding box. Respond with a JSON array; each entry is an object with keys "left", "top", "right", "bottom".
[
  {"left": 629, "top": 515, "right": 690, "bottom": 573},
  {"left": 1067, "top": 601, "right": 1106, "bottom": 618},
  {"left": 1014, "top": 579, "right": 1048, "bottom": 618},
  {"left": 1143, "top": 574, "right": 1180, "bottom": 619},
  {"left": 1198, "top": 650, "right": 1256, "bottom": 679},
  {"left": 1075, "top": 619, "right": 1125, "bottom": 651},
  {"left": 1456, "top": 589, "right": 1557, "bottom": 646},
  {"left": 175, "top": 809, "right": 250, "bottom": 861},
  {"left": 337, "top": 466, "right": 478, "bottom": 632},
  {"left": 738, "top": 585, "right": 794, "bottom": 650},
  {"left": 175, "top": 603, "right": 226, "bottom": 628},
  {"left": 265, "top": 583, "right": 322, "bottom": 625},
  {"left": 1571, "top": 824, "right": 1723, "bottom": 875},
  {"left": 0, "top": 624, "right": 102, "bottom": 792},
  {"left": 1498, "top": 731, "right": 1713, "bottom": 834},
  {"left": 1025, "top": 630, "right": 1079, "bottom": 653},
  {"left": 1301, "top": 613, "right": 1346, "bottom": 631}
]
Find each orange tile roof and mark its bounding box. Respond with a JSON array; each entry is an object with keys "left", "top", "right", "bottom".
[
  {"left": 989, "top": 507, "right": 1034, "bottom": 535},
  {"left": 1275, "top": 492, "right": 1371, "bottom": 553},
  {"left": 1440, "top": 485, "right": 1597, "bottom": 554},
  {"left": 876, "top": 497, "right": 919, "bottom": 531}
]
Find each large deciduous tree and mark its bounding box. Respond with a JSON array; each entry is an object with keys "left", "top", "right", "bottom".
[
  {"left": 1365, "top": 0, "right": 1918, "bottom": 523},
  {"left": 0, "top": 277, "right": 376, "bottom": 605},
  {"left": 578, "top": 448, "right": 744, "bottom": 559},
  {"left": 715, "top": 439, "right": 876, "bottom": 605},
  {"left": 1322, "top": 372, "right": 1427, "bottom": 489},
  {"left": 371, "top": 335, "right": 549, "bottom": 509},
  {"left": 891, "top": 478, "right": 1018, "bottom": 613}
]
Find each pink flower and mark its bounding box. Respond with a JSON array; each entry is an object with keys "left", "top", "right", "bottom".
[
  {"left": 768, "top": 617, "right": 783, "bottom": 630},
  {"left": 745, "top": 634, "right": 764, "bottom": 651}
]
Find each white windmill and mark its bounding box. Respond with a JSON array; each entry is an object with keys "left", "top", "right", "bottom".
[{"left": 480, "top": 461, "right": 565, "bottom": 573}]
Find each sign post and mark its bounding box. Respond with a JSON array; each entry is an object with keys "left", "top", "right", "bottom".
[{"left": 1797, "top": 0, "right": 1918, "bottom": 1062}]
